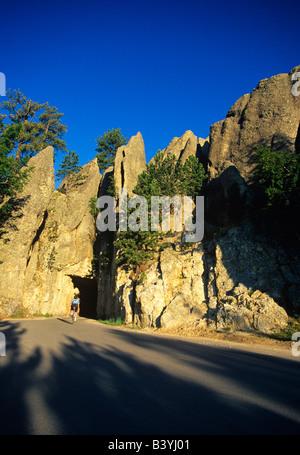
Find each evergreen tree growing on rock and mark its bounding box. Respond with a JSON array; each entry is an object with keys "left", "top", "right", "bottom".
[
  {"left": 0, "top": 89, "right": 68, "bottom": 162},
  {"left": 95, "top": 128, "right": 127, "bottom": 173},
  {"left": 56, "top": 150, "right": 82, "bottom": 181},
  {"left": 0, "top": 120, "right": 33, "bottom": 222},
  {"left": 114, "top": 152, "right": 207, "bottom": 269},
  {"left": 0, "top": 89, "right": 70, "bottom": 223}
]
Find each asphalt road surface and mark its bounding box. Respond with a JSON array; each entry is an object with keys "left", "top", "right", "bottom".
[{"left": 0, "top": 317, "right": 300, "bottom": 436}]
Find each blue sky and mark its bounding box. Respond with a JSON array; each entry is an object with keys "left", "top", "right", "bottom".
[{"left": 1, "top": 0, "right": 300, "bottom": 172}]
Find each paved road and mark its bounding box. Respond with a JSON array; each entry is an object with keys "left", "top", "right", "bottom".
[{"left": 0, "top": 317, "right": 300, "bottom": 435}]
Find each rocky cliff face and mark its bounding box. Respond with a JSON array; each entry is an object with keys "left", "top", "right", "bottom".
[
  {"left": 106, "top": 224, "right": 293, "bottom": 334},
  {"left": 114, "top": 131, "right": 146, "bottom": 195},
  {"left": 0, "top": 151, "right": 100, "bottom": 317},
  {"left": 21, "top": 158, "right": 100, "bottom": 317},
  {"left": 149, "top": 130, "right": 209, "bottom": 165},
  {"left": 0, "top": 147, "right": 55, "bottom": 316},
  {"left": 206, "top": 66, "right": 300, "bottom": 227},
  {"left": 99, "top": 67, "right": 300, "bottom": 335},
  {"left": 97, "top": 132, "right": 147, "bottom": 321},
  {"left": 208, "top": 66, "right": 300, "bottom": 181},
  {"left": 0, "top": 67, "right": 299, "bottom": 336}
]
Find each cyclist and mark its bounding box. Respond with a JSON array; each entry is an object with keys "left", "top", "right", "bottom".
[{"left": 70, "top": 293, "right": 80, "bottom": 322}]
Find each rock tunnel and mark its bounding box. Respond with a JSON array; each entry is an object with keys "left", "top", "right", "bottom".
[{"left": 69, "top": 276, "right": 98, "bottom": 319}]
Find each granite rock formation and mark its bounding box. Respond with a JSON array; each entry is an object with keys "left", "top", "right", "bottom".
[
  {"left": 208, "top": 66, "right": 300, "bottom": 181},
  {"left": 0, "top": 147, "right": 55, "bottom": 315},
  {"left": 114, "top": 131, "right": 146, "bottom": 195},
  {"left": 0, "top": 150, "right": 100, "bottom": 317},
  {"left": 98, "top": 68, "right": 300, "bottom": 334},
  {"left": 150, "top": 130, "right": 209, "bottom": 165},
  {"left": 21, "top": 158, "right": 100, "bottom": 317},
  {"left": 1, "top": 67, "right": 299, "bottom": 336},
  {"left": 206, "top": 66, "right": 300, "bottom": 228}
]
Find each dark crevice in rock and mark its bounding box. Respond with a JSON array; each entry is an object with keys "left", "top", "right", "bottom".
[{"left": 26, "top": 210, "right": 48, "bottom": 267}]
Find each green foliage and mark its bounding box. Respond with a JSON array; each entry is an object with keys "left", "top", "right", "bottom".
[
  {"left": 134, "top": 152, "right": 207, "bottom": 202},
  {"left": 180, "top": 154, "right": 207, "bottom": 198},
  {"left": 98, "top": 317, "right": 125, "bottom": 326},
  {"left": 56, "top": 150, "right": 81, "bottom": 181},
  {"left": 137, "top": 271, "right": 147, "bottom": 285},
  {"left": 114, "top": 229, "right": 160, "bottom": 268},
  {"left": 47, "top": 246, "right": 57, "bottom": 270},
  {"left": 0, "top": 90, "right": 70, "bottom": 225},
  {"left": 0, "top": 122, "right": 33, "bottom": 222},
  {"left": 271, "top": 317, "right": 300, "bottom": 341},
  {"left": 91, "top": 255, "right": 100, "bottom": 277},
  {"left": 253, "top": 146, "right": 300, "bottom": 209},
  {"left": 134, "top": 151, "right": 179, "bottom": 202},
  {"left": 95, "top": 128, "right": 127, "bottom": 173},
  {"left": 0, "top": 89, "right": 68, "bottom": 161},
  {"left": 47, "top": 221, "right": 59, "bottom": 242},
  {"left": 114, "top": 152, "right": 207, "bottom": 269},
  {"left": 107, "top": 175, "right": 116, "bottom": 197},
  {"left": 89, "top": 196, "right": 99, "bottom": 218},
  {"left": 10, "top": 309, "right": 26, "bottom": 318}
]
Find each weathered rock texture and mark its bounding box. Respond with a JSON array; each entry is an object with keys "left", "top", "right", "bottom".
[
  {"left": 208, "top": 66, "right": 300, "bottom": 181},
  {"left": 207, "top": 67, "right": 300, "bottom": 228},
  {"left": 114, "top": 131, "right": 146, "bottom": 195},
  {"left": 205, "top": 224, "right": 294, "bottom": 334},
  {"left": 96, "top": 132, "right": 148, "bottom": 321},
  {"left": 108, "top": 246, "right": 207, "bottom": 329},
  {"left": 1, "top": 67, "right": 299, "bottom": 336},
  {"left": 0, "top": 147, "right": 55, "bottom": 315},
  {"left": 98, "top": 68, "right": 300, "bottom": 335},
  {"left": 150, "top": 130, "right": 209, "bottom": 165},
  {"left": 162, "top": 130, "right": 198, "bottom": 161},
  {"left": 104, "top": 220, "right": 293, "bottom": 334},
  {"left": 0, "top": 150, "right": 100, "bottom": 317},
  {"left": 21, "top": 158, "right": 100, "bottom": 316}
]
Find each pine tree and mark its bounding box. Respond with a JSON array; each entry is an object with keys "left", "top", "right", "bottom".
[
  {"left": 253, "top": 146, "right": 300, "bottom": 208},
  {"left": 39, "top": 104, "right": 68, "bottom": 155},
  {"left": 95, "top": 128, "right": 127, "bottom": 173},
  {"left": 56, "top": 150, "right": 82, "bottom": 181},
  {"left": 0, "top": 89, "right": 67, "bottom": 162},
  {"left": 0, "top": 121, "right": 33, "bottom": 222},
  {"left": 114, "top": 152, "right": 207, "bottom": 269},
  {"left": 134, "top": 152, "right": 207, "bottom": 201},
  {"left": 180, "top": 155, "right": 207, "bottom": 199}
]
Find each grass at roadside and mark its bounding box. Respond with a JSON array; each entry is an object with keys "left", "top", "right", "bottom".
[
  {"left": 97, "top": 317, "right": 140, "bottom": 330},
  {"left": 271, "top": 317, "right": 300, "bottom": 342},
  {"left": 98, "top": 317, "right": 124, "bottom": 326}
]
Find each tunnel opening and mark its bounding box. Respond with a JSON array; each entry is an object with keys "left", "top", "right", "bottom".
[{"left": 69, "top": 276, "right": 98, "bottom": 319}]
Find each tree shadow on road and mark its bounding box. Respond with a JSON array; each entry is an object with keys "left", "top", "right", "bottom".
[
  {"left": 42, "top": 327, "right": 300, "bottom": 435},
  {"left": 0, "top": 320, "right": 42, "bottom": 434},
  {"left": 1, "top": 319, "right": 300, "bottom": 435}
]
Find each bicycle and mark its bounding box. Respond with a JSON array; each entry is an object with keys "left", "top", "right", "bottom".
[
  {"left": 71, "top": 308, "right": 76, "bottom": 324},
  {"left": 70, "top": 296, "right": 80, "bottom": 324}
]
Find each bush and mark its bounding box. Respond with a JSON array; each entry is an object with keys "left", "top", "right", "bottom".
[
  {"left": 134, "top": 152, "right": 206, "bottom": 202},
  {"left": 114, "top": 152, "right": 207, "bottom": 268},
  {"left": 253, "top": 146, "right": 300, "bottom": 209}
]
